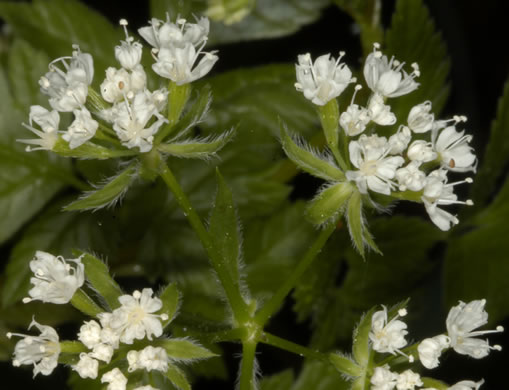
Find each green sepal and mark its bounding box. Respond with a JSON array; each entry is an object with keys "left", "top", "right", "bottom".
[
  {"left": 165, "top": 363, "right": 191, "bottom": 390},
  {"left": 280, "top": 122, "right": 345, "bottom": 181},
  {"left": 318, "top": 99, "right": 340, "bottom": 151},
  {"left": 346, "top": 191, "right": 381, "bottom": 257},
  {"left": 74, "top": 251, "right": 123, "bottom": 310},
  {"left": 86, "top": 86, "right": 109, "bottom": 113},
  {"left": 156, "top": 81, "right": 192, "bottom": 142},
  {"left": 329, "top": 353, "right": 362, "bottom": 377},
  {"left": 53, "top": 138, "right": 137, "bottom": 159},
  {"left": 59, "top": 340, "right": 88, "bottom": 354},
  {"left": 352, "top": 307, "right": 376, "bottom": 367},
  {"left": 159, "top": 283, "right": 180, "bottom": 328},
  {"left": 64, "top": 164, "right": 137, "bottom": 211},
  {"left": 306, "top": 182, "right": 354, "bottom": 226},
  {"left": 158, "top": 130, "right": 234, "bottom": 159},
  {"left": 158, "top": 338, "right": 217, "bottom": 361}
]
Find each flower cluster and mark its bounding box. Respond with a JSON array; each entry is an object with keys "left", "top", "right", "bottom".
[
  {"left": 366, "top": 300, "right": 503, "bottom": 390},
  {"left": 19, "top": 16, "right": 218, "bottom": 155},
  {"left": 7, "top": 251, "right": 212, "bottom": 390},
  {"left": 293, "top": 44, "right": 477, "bottom": 232}
]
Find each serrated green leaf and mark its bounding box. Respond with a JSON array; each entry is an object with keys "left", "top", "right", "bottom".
[
  {"left": 346, "top": 191, "right": 370, "bottom": 257},
  {"left": 471, "top": 79, "right": 509, "bottom": 207},
  {"left": 165, "top": 363, "right": 191, "bottom": 390},
  {"left": 158, "top": 130, "right": 234, "bottom": 159},
  {"left": 385, "top": 0, "right": 450, "bottom": 121},
  {"left": 2, "top": 201, "right": 115, "bottom": 307},
  {"left": 206, "top": 0, "right": 329, "bottom": 45},
  {"left": 53, "top": 137, "right": 137, "bottom": 159},
  {"left": 77, "top": 252, "right": 123, "bottom": 311},
  {"left": 0, "top": 48, "right": 74, "bottom": 245},
  {"left": 352, "top": 307, "right": 376, "bottom": 367},
  {"left": 159, "top": 338, "right": 217, "bottom": 360},
  {"left": 209, "top": 170, "right": 243, "bottom": 290},
  {"left": 280, "top": 123, "right": 345, "bottom": 182},
  {"left": 292, "top": 360, "right": 350, "bottom": 390},
  {"left": 160, "top": 283, "right": 181, "bottom": 327},
  {"left": 64, "top": 164, "right": 138, "bottom": 211},
  {"left": 0, "top": 0, "right": 122, "bottom": 80},
  {"left": 306, "top": 182, "right": 354, "bottom": 225},
  {"left": 445, "top": 178, "right": 509, "bottom": 324},
  {"left": 260, "top": 369, "right": 294, "bottom": 390}
]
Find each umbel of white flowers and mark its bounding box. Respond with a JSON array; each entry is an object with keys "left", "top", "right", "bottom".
[
  {"left": 18, "top": 16, "right": 218, "bottom": 154},
  {"left": 293, "top": 44, "right": 477, "bottom": 231}
]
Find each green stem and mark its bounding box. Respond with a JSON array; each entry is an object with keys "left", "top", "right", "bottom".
[
  {"left": 255, "top": 223, "right": 336, "bottom": 326},
  {"left": 159, "top": 162, "right": 249, "bottom": 323},
  {"left": 59, "top": 340, "right": 88, "bottom": 354},
  {"left": 260, "top": 332, "right": 325, "bottom": 361},
  {"left": 155, "top": 82, "right": 191, "bottom": 143},
  {"left": 239, "top": 341, "right": 258, "bottom": 390}
]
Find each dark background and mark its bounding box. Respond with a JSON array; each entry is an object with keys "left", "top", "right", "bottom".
[{"left": 2, "top": 0, "right": 508, "bottom": 388}]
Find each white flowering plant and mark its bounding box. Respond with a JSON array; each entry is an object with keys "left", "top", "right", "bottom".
[{"left": 0, "top": 0, "right": 508, "bottom": 389}]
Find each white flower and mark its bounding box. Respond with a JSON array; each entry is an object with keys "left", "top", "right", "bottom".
[
  {"left": 78, "top": 320, "right": 102, "bottom": 349},
  {"left": 90, "top": 343, "right": 114, "bottom": 363},
  {"left": 346, "top": 135, "right": 404, "bottom": 195},
  {"left": 108, "top": 288, "right": 168, "bottom": 344},
  {"left": 101, "top": 368, "right": 128, "bottom": 390},
  {"left": 446, "top": 299, "right": 503, "bottom": 359},
  {"left": 369, "top": 306, "right": 409, "bottom": 356},
  {"left": 448, "top": 380, "right": 485, "bottom": 390},
  {"left": 295, "top": 52, "right": 355, "bottom": 106},
  {"left": 408, "top": 101, "right": 434, "bottom": 133},
  {"left": 101, "top": 67, "right": 133, "bottom": 103},
  {"left": 433, "top": 125, "right": 477, "bottom": 172},
  {"left": 127, "top": 346, "right": 168, "bottom": 373},
  {"left": 138, "top": 16, "right": 210, "bottom": 50},
  {"left": 39, "top": 45, "right": 94, "bottom": 112},
  {"left": 395, "top": 161, "right": 426, "bottom": 192},
  {"left": 112, "top": 90, "right": 168, "bottom": 152},
  {"left": 18, "top": 105, "right": 60, "bottom": 152},
  {"left": 368, "top": 93, "right": 396, "bottom": 125},
  {"left": 370, "top": 365, "right": 398, "bottom": 390},
  {"left": 62, "top": 107, "right": 98, "bottom": 149},
  {"left": 421, "top": 170, "right": 473, "bottom": 231},
  {"left": 388, "top": 126, "right": 412, "bottom": 155},
  {"left": 152, "top": 42, "right": 218, "bottom": 85},
  {"left": 418, "top": 334, "right": 451, "bottom": 369},
  {"left": 396, "top": 370, "right": 423, "bottom": 390},
  {"left": 23, "top": 251, "right": 84, "bottom": 304},
  {"left": 130, "top": 64, "right": 148, "bottom": 91},
  {"left": 97, "top": 313, "right": 121, "bottom": 349},
  {"left": 72, "top": 353, "right": 99, "bottom": 379},
  {"left": 340, "top": 86, "right": 371, "bottom": 137},
  {"left": 407, "top": 140, "right": 437, "bottom": 163},
  {"left": 7, "top": 319, "right": 60, "bottom": 377},
  {"left": 116, "top": 19, "right": 143, "bottom": 70},
  {"left": 134, "top": 386, "right": 159, "bottom": 390},
  {"left": 364, "top": 43, "right": 420, "bottom": 98}
]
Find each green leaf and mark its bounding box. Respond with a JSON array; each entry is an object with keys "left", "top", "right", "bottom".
[
  {"left": 77, "top": 252, "right": 123, "bottom": 311},
  {"left": 209, "top": 170, "right": 243, "bottom": 290},
  {"left": 260, "top": 369, "right": 294, "bottom": 390},
  {"left": 2, "top": 200, "right": 115, "bottom": 307},
  {"left": 346, "top": 191, "right": 380, "bottom": 257},
  {"left": 165, "top": 364, "right": 191, "bottom": 390},
  {"left": 329, "top": 353, "right": 362, "bottom": 377},
  {"left": 352, "top": 307, "right": 376, "bottom": 367},
  {"left": 444, "top": 178, "right": 509, "bottom": 324},
  {"left": 64, "top": 164, "right": 138, "bottom": 211},
  {"left": 53, "top": 138, "right": 137, "bottom": 159},
  {"left": 160, "top": 283, "right": 181, "bottom": 327},
  {"left": 0, "top": 0, "right": 122, "bottom": 80},
  {"left": 159, "top": 338, "right": 217, "bottom": 360},
  {"left": 385, "top": 0, "right": 450, "bottom": 121},
  {"left": 306, "top": 182, "right": 354, "bottom": 225},
  {"left": 206, "top": 0, "right": 330, "bottom": 45},
  {"left": 292, "top": 360, "right": 350, "bottom": 390},
  {"left": 471, "top": 79, "right": 509, "bottom": 207},
  {"left": 158, "top": 130, "right": 234, "bottom": 159},
  {"left": 0, "top": 48, "right": 73, "bottom": 245},
  {"left": 280, "top": 123, "right": 345, "bottom": 182}
]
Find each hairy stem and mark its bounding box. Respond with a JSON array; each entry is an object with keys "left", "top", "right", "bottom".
[
  {"left": 260, "top": 332, "right": 326, "bottom": 361},
  {"left": 255, "top": 223, "right": 336, "bottom": 326},
  {"left": 159, "top": 162, "right": 249, "bottom": 323},
  {"left": 239, "top": 341, "right": 258, "bottom": 390}
]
